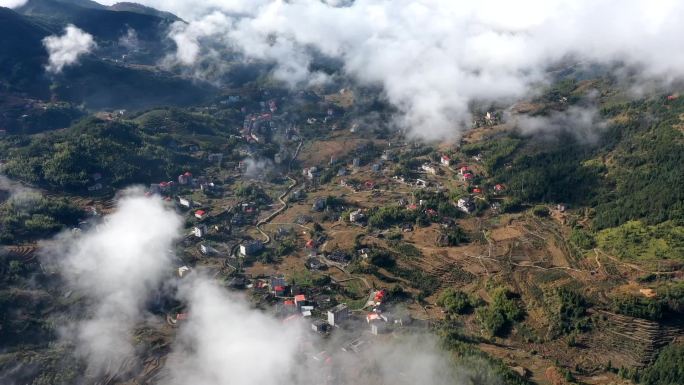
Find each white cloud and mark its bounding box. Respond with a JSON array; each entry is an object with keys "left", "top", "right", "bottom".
[
  {"left": 118, "top": 0, "right": 684, "bottom": 140},
  {"left": 165, "top": 277, "right": 466, "bottom": 385},
  {"left": 0, "top": 0, "right": 27, "bottom": 7},
  {"left": 42, "top": 24, "right": 96, "bottom": 74},
  {"left": 43, "top": 189, "right": 182, "bottom": 372},
  {"left": 164, "top": 278, "right": 303, "bottom": 385}
]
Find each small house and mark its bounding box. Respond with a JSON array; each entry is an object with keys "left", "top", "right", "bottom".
[
  {"left": 349, "top": 209, "right": 364, "bottom": 223},
  {"left": 240, "top": 240, "right": 264, "bottom": 256},
  {"left": 311, "top": 319, "right": 329, "bottom": 334},
  {"left": 440, "top": 155, "right": 451, "bottom": 166},
  {"left": 294, "top": 294, "right": 307, "bottom": 308},
  {"left": 457, "top": 198, "right": 475, "bottom": 214},
  {"left": 274, "top": 285, "right": 288, "bottom": 297},
  {"left": 327, "top": 250, "right": 350, "bottom": 264},
  {"left": 327, "top": 304, "right": 350, "bottom": 326},
  {"left": 193, "top": 225, "right": 207, "bottom": 238},
  {"left": 421, "top": 163, "right": 437, "bottom": 175},
  {"left": 270, "top": 275, "right": 287, "bottom": 289},
  {"left": 178, "top": 172, "right": 192, "bottom": 185},
  {"left": 227, "top": 276, "right": 246, "bottom": 289},
  {"left": 178, "top": 197, "right": 191, "bottom": 208},
  {"left": 305, "top": 257, "right": 325, "bottom": 270},
  {"left": 194, "top": 210, "right": 207, "bottom": 220},
  {"left": 371, "top": 322, "right": 387, "bottom": 335},
  {"left": 312, "top": 198, "right": 326, "bottom": 212},
  {"left": 304, "top": 167, "right": 319, "bottom": 180}
]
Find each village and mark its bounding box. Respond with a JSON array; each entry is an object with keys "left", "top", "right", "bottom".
[
  {"left": 22, "top": 82, "right": 680, "bottom": 385},
  {"left": 72, "top": 86, "right": 526, "bottom": 368}
]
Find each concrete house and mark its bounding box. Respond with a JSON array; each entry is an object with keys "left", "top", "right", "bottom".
[
  {"left": 193, "top": 225, "right": 207, "bottom": 238},
  {"left": 240, "top": 240, "right": 264, "bottom": 256},
  {"left": 421, "top": 163, "right": 438, "bottom": 175},
  {"left": 178, "top": 197, "right": 191, "bottom": 208},
  {"left": 311, "top": 319, "right": 329, "bottom": 334},
  {"left": 178, "top": 172, "right": 191, "bottom": 185},
  {"left": 349, "top": 209, "right": 364, "bottom": 223},
  {"left": 327, "top": 304, "right": 350, "bottom": 326},
  {"left": 312, "top": 198, "right": 326, "bottom": 212},
  {"left": 457, "top": 198, "right": 475, "bottom": 214},
  {"left": 440, "top": 154, "right": 451, "bottom": 166}
]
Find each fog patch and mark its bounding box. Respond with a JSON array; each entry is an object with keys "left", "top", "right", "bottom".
[
  {"left": 509, "top": 106, "right": 608, "bottom": 144},
  {"left": 42, "top": 188, "right": 182, "bottom": 374},
  {"left": 43, "top": 24, "right": 96, "bottom": 74},
  {"left": 142, "top": 0, "right": 684, "bottom": 140}
]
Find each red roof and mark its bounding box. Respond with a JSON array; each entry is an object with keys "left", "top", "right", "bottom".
[
  {"left": 195, "top": 210, "right": 206, "bottom": 217},
  {"left": 294, "top": 294, "right": 306, "bottom": 302},
  {"left": 494, "top": 184, "right": 504, "bottom": 191},
  {"left": 460, "top": 166, "right": 469, "bottom": 171},
  {"left": 283, "top": 300, "right": 295, "bottom": 305},
  {"left": 441, "top": 155, "right": 451, "bottom": 160},
  {"left": 176, "top": 313, "right": 188, "bottom": 320},
  {"left": 306, "top": 239, "right": 315, "bottom": 248},
  {"left": 274, "top": 285, "right": 286, "bottom": 292},
  {"left": 463, "top": 173, "right": 474, "bottom": 179},
  {"left": 184, "top": 171, "right": 192, "bottom": 177},
  {"left": 159, "top": 181, "right": 169, "bottom": 187},
  {"left": 473, "top": 188, "right": 482, "bottom": 194}
]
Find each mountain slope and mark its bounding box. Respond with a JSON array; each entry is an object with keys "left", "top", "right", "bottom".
[
  {"left": 16, "top": 0, "right": 175, "bottom": 42},
  {"left": 109, "top": 2, "right": 181, "bottom": 22},
  {"left": 0, "top": 7, "right": 52, "bottom": 97}
]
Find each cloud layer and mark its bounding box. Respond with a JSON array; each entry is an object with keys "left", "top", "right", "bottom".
[
  {"left": 42, "top": 24, "right": 96, "bottom": 74},
  {"left": 138, "top": 0, "right": 684, "bottom": 139}
]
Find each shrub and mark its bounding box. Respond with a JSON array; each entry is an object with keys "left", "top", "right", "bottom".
[{"left": 437, "top": 288, "right": 473, "bottom": 315}]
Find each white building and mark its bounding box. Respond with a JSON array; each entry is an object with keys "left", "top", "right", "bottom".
[
  {"left": 421, "top": 164, "right": 437, "bottom": 175},
  {"left": 457, "top": 198, "right": 475, "bottom": 214},
  {"left": 440, "top": 155, "right": 451, "bottom": 166},
  {"left": 349, "top": 209, "right": 364, "bottom": 223},
  {"left": 193, "top": 225, "right": 207, "bottom": 238}
]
